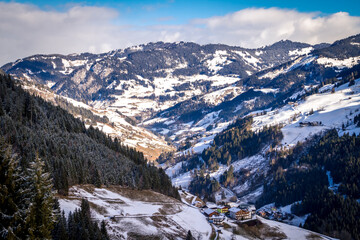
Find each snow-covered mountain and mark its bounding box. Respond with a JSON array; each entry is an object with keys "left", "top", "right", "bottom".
[
  {"left": 2, "top": 40, "right": 323, "bottom": 121},
  {"left": 2, "top": 39, "right": 333, "bottom": 160},
  {"left": 2, "top": 34, "right": 360, "bottom": 170},
  {"left": 3, "top": 33, "right": 360, "bottom": 239}
]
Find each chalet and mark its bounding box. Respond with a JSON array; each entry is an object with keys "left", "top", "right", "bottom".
[
  {"left": 238, "top": 204, "right": 256, "bottom": 215},
  {"left": 229, "top": 207, "right": 241, "bottom": 220},
  {"left": 248, "top": 205, "right": 256, "bottom": 215},
  {"left": 217, "top": 205, "right": 229, "bottom": 214},
  {"left": 203, "top": 208, "right": 219, "bottom": 218},
  {"left": 209, "top": 215, "right": 225, "bottom": 225},
  {"left": 226, "top": 202, "right": 239, "bottom": 208},
  {"left": 229, "top": 207, "right": 251, "bottom": 220}
]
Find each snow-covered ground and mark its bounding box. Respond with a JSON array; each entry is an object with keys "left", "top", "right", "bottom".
[
  {"left": 258, "top": 216, "right": 335, "bottom": 240},
  {"left": 58, "top": 186, "right": 212, "bottom": 240},
  {"left": 59, "top": 186, "right": 331, "bottom": 240},
  {"left": 252, "top": 79, "right": 360, "bottom": 148}
]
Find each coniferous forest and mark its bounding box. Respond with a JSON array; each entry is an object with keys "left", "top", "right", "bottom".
[
  {"left": 202, "top": 116, "right": 283, "bottom": 170},
  {"left": 257, "top": 129, "right": 360, "bottom": 239},
  {"left": 0, "top": 73, "right": 179, "bottom": 239}
]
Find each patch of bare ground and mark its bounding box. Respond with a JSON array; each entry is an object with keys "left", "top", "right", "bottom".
[
  {"left": 232, "top": 219, "right": 287, "bottom": 239},
  {"left": 306, "top": 233, "right": 323, "bottom": 240},
  {"left": 210, "top": 225, "right": 217, "bottom": 240},
  {"left": 158, "top": 203, "right": 182, "bottom": 215},
  {"left": 127, "top": 232, "right": 161, "bottom": 240},
  {"left": 88, "top": 201, "right": 108, "bottom": 215},
  {"left": 106, "top": 185, "right": 179, "bottom": 203}
]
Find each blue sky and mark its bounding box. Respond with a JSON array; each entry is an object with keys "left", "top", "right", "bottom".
[
  {"left": 1, "top": 0, "right": 360, "bottom": 65},
  {"left": 4, "top": 0, "right": 360, "bottom": 25}
]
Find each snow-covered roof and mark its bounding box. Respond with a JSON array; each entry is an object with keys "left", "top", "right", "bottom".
[
  {"left": 217, "top": 205, "right": 227, "bottom": 209},
  {"left": 229, "top": 207, "right": 241, "bottom": 213},
  {"left": 204, "top": 208, "right": 215, "bottom": 215}
]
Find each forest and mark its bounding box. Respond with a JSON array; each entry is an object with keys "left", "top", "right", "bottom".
[
  {"left": 0, "top": 73, "right": 178, "bottom": 198},
  {"left": 202, "top": 116, "right": 283, "bottom": 170},
  {"left": 0, "top": 72, "right": 180, "bottom": 239},
  {"left": 257, "top": 129, "right": 360, "bottom": 239}
]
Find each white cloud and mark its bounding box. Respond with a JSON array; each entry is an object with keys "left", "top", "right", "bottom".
[
  {"left": 191, "top": 8, "right": 360, "bottom": 47},
  {"left": 1, "top": 3, "right": 360, "bottom": 65}
]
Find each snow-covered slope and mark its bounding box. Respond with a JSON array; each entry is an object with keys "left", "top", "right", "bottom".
[
  {"left": 2, "top": 40, "right": 319, "bottom": 121},
  {"left": 252, "top": 79, "right": 360, "bottom": 148},
  {"left": 20, "top": 79, "right": 173, "bottom": 161},
  {"left": 58, "top": 186, "right": 212, "bottom": 240},
  {"left": 58, "top": 185, "right": 331, "bottom": 240}
]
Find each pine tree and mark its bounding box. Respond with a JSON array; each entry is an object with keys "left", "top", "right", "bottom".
[
  {"left": 0, "top": 139, "right": 18, "bottom": 239},
  {"left": 186, "top": 230, "right": 194, "bottom": 240},
  {"left": 26, "top": 154, "right": 55, "bottom": 239},
  {"left": 100, "top": 220, "right": 109, "bottom": 240}
]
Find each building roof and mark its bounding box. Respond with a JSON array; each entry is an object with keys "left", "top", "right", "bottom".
[
  {"left": 210, "top": 215, "right": 225, "bottom": 220},
  {"left": 217, "top": 205, "right": 227, "bottom": 209},
  {"left": 229, "top": 207, "right": 241, "bottom": 213},
  {"left": 204, "top": 208, "right": 216, "bottom": 215}
]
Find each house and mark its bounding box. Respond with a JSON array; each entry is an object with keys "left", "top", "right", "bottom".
[
  {"left": 229, "top": 207, "right": 241, "bottom": 220},
  {"left": 248, "top": 205, "right": 256, "bottom": 215},
  {"left": 226, "top": 202, "right": 239, "bottom": 208},
  {"left": 216, "top": 205, "right": 229, "bottom": 214},
  {"left": 238, "top": 204, "right": 256, "bottom": 215},
  {"left": 203, "top": 208, "right": 219, "bottom": 218},
  {"left": 209, "top": 215, "right": 225, "bottom": 225},
  {"left": 229, "top": 207, "right": 251, "bottom": 220}
]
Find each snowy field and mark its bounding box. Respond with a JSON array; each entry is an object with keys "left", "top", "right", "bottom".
[
  {"left": 58, "top": 186, "right": 332, "bottom": 240},
  {"left": 252, "top": 79, "right": 360, "bottom": 148},
  {"left": 58, "top": 186, "right": 212, "bottom": 240}
]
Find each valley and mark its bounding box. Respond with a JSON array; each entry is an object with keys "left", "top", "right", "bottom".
[{"left": 2, "top": 33, "right": 360, "bottom": 239}]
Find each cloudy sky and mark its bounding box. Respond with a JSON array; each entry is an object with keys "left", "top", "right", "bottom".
[{"left": 1, "top": 0, "right": 360, "bottom": 65}]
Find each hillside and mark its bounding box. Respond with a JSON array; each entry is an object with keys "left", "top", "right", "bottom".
[
  {"left": 20, "top": 79, "right": 173, "bottom": 160},
  {"left": 58, "top": 185, "right": 331, "bottom": 240},
  {"left": 0, "top": 73, "right": 178, "bottom": 198},
  {"left": 2, "top": 40, "right": 323, "bottom": 121}
]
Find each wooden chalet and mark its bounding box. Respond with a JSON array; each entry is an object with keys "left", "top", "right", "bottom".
[
  {"left": 216, "top": 205, "right": 229, "bottom": 214},
  {"left": 203, "top": 208, "right": 219, "bottom": 218},
  {"left": 229, "top": 207, "right": 251, "bottom": 220},
  {"left": 208, "top": 215, "right": 225, "bottom": 225}
]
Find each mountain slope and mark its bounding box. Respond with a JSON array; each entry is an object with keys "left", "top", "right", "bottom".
[
  {"left": 20, "top": 79, "right": 173, "bottom": 160},
  {"left": 2, "top": 40, "right": 322, "bottom": 122},
  {"left": 0, "top": 73, "right": 178, "bottom": 198}
]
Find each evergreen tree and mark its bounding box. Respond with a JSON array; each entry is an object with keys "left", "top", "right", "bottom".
[
  {"left": 0, "top": 139, "right": 19, "bottom": 239},
  {"left": 100, "top": 220, "right": 109, "bottom": 240},
  {"left": 26, "top": 154, "right": 55, "bottom": 239},
  {"left": 186, "top": 230, "right": 194, "bottom": 240}
]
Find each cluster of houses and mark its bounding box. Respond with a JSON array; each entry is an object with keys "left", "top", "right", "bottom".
[
  {"left": 257, "top": 206, "right": 291, "bottom": 221},
  {"left": 201, "top": 203, "right": 256, "bottom": 225}
]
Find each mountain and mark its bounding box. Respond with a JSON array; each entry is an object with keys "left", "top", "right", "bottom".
[
  {"left": 2, "top": 34, "right": 360, "bottom": 239},
  {"left": 1, "top": 39, "right": 329, "bottom": 158},
  {"left": 2, "top": 40, "right": 322, "bottom": 121}
]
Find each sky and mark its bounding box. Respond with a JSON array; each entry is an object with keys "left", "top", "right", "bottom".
[{"left": 1, "top": 0, "right": 360, "bottom": 65}]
